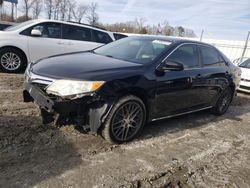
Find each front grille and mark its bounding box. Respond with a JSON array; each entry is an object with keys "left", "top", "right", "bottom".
[{"left": 239, "top": 85, "right": 250, "bottom": 90}]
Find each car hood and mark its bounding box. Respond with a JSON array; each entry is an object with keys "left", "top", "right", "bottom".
[
  {"left": 240, "top": 67, "right": 250, "bottom": 79},
  {"left": 31, "top": 52, "right": 144, "bottom": 81}
]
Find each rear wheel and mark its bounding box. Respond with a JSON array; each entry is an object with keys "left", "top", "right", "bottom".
[
  {"left": 101, "top": 95, "right": 146, "bottom": 144},
  {"left": 0, "top": 48, "right": 26, "bottom": 73},
  {"left": 211, "top": 87, "right": 233, "bottom": 116}
]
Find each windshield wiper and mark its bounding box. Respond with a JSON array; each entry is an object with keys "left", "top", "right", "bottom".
[{"left": 89, "top": 50, "right": 96, "bottom": 54}]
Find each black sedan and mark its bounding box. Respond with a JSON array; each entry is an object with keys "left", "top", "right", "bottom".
[{"left": 23, "top": 36, "right": 241, "bottom": 144}]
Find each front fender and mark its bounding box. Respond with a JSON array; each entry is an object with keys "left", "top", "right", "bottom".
[{"left": 0, "top": 37, "right": 29, "bottom": 62}]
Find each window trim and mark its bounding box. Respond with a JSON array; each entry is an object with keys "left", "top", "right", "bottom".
[{"left": 158, "top": 43, "right": 201, "bottom": 70}]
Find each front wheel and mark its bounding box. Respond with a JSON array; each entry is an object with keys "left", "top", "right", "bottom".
[
  {"left": 211, "top": 87, "right": 233, "bottom": 116},
  {"left": 0, "top": 48, "right": 26, "bottom": 73},
  {"left": 101, "top": 95, "right": 146, "bottom": 144}
]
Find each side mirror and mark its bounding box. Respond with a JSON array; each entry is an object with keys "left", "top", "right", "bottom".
[
  {"left": 31, "top": 29, "right": 42, "bottom": 37},
  {"left": 159, "top": 60, "right": 184, "bottom": 72}
]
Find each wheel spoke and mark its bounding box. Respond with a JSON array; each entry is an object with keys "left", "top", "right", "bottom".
[
  {"left": 123, "top": 127, "right": 130, "bottom": 140},
  {"left": 130, "top": 108, "right": 141, "bottom": 120},
  {"left": 113, "top": 120, "right": 123, "bottom": 126},
  {"left": 114, "top": 126, "right": 124, "bottom": 136},
  {"left": 117, "top": 127, "right": 125, "bottom": 139}
]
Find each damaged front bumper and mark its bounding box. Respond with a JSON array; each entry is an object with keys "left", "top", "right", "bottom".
[{"left": 23, "top": 81, "right": 113, "bottom": 133}]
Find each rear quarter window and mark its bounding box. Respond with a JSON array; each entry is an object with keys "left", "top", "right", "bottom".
[
  {"left": 200, "top": 45, "right": 226, "bottom": 67},
  {"left": 93, "top": 30, "right": 113, "bottom": 44},
  {"left": 113, "top": 33, "right": 128, "bottom": 40}
]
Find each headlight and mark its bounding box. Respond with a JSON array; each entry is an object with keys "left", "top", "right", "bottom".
[{"left": 46, "top": 80, "right": 105, "bottom": 98}]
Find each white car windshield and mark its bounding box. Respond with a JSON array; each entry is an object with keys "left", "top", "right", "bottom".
[
  {"left": 239, "top": 59, "right": 250, "bottom": 69},
  {"left": 94, "top": 37, "right": 172, "bottom": 64},
  {"left": 5, "top": 20, "right": 37, "bottom": 31}
]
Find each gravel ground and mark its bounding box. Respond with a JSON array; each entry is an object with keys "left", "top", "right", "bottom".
[{"left": 0, "top": 72, "right": 250, "bottom": 188}]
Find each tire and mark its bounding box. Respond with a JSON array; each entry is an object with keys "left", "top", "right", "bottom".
[
  {"left": 211, "top": 87, "right": 233, "bottom": 116},
  {"left": 0, "top": 47, "right": 27, "bottom": 73},
  {"left": 101, "top": 95, "right": 146, "bottom": 144}
]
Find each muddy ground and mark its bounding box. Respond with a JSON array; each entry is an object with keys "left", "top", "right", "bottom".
[{"left": 0, "top": 72, "right": 250, "bottom": 188}]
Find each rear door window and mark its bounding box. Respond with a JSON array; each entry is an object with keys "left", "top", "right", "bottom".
[
  {"left": 62, "top": 24, "right": 92, "bottom": 42},
  {"left": 200, "top": 45, "right": 226, "bottom": 67},
  {"left": 93, "top": 30, "right": 113, "bottom": 44}
]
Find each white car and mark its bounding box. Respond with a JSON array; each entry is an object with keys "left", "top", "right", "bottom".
[
  {"left": 238, "top": 58, "right": 250, "bottom": 93},
  {"left": 0, "top": 19, "right": 116, "bottom": 73},
  {"left": 233, "top": 57, "right": 249, "bottom": 65}
]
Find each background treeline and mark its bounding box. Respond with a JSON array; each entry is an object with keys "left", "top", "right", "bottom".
[{"left": 0, "top": 0, "right": 196, "bottom": 37}]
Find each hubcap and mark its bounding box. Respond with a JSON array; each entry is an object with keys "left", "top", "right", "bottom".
[
  {"left": 1, "top": 52, "right": 21, "bottom": 71},
  {"left": 111, "top": 101, "right": 144, "bottom": 141}
]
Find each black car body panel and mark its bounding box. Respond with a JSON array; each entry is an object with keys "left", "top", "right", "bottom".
[
  {"left": 31, "top": 52, "right": 144, "bottom": 80},
  {"left": 23, "top": 36, "right": 241, "bottom": 134}
]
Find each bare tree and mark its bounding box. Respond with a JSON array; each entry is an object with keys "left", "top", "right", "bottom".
[
  {"left": 177, "top": 26, "right": 185, "bottom": 37},
  {"left": 73, "top": 3, "right": 88, "bottom": 23},
  {"left": 44, "top": 0, "right": 53, "bottom": 19},
  {"left": 59, "top": 0, "right": 71, "bottom": 21},
  {"left": 86, "top": 2, "right": 99, "bottom": 26},
  {"left": 0, "top": 0, "right": 3, "bottom": 20},
  {"left": 21, "top": 0, "right": 35, "bottom": 20},
  {"left": 134, "top": 17, "right": 147, "bottom": 32},
  {"left": 53, "top": 0, "right": 61, "bottom": 20},
  {"left": 32, "top": 0, "right": 43, "bottom": 19},
  {"left": 67, "top": 0, "right": 76, "bottom": 21}
]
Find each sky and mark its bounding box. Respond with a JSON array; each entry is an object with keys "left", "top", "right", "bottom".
[
  {"left": 2, "top": 0, "right": 250, "bottom": 40},
  {"left": 78, "top": 0, "right": 250, "bottom": 41}
]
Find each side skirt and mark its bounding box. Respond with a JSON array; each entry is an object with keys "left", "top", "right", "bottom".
[{"left": 151, "top": 106, "right": 213, "bottom": 122}]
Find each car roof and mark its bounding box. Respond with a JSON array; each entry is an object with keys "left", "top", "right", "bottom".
[
  {"left": 128, "top": 35, "right": 212, "bottom": 46},
  {"left": 35, "top": 19, "right": 111, "bottom": 33}
]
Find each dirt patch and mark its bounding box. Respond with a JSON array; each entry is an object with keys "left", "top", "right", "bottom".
[{"left": 0, "top": 73, "right": 250, "bottom": 188}]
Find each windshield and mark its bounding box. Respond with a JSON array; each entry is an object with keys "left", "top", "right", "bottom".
[
  {"left": 239, "top": 59, "right": 250, "bottom": 69},
  {"left": 5, "top": 20, "right": 36, "bottom": 31},
  {"left": 94, "top": 37, "right": 172, "bottom": 64}
]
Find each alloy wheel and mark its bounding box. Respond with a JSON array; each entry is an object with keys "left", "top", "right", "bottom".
[
  {"left": 111, "top": 101, "right": 144, "bottom": 142},
  {"left": 1, "top": 52, "right": 21, "bottom": 71},
  {"left": 218, "top": 91, "right": 232, "bottom": 113}
]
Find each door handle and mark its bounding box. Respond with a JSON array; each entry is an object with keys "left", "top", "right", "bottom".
[{"left": 57, "top": 41, "right": 64, "bottom": 45}]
